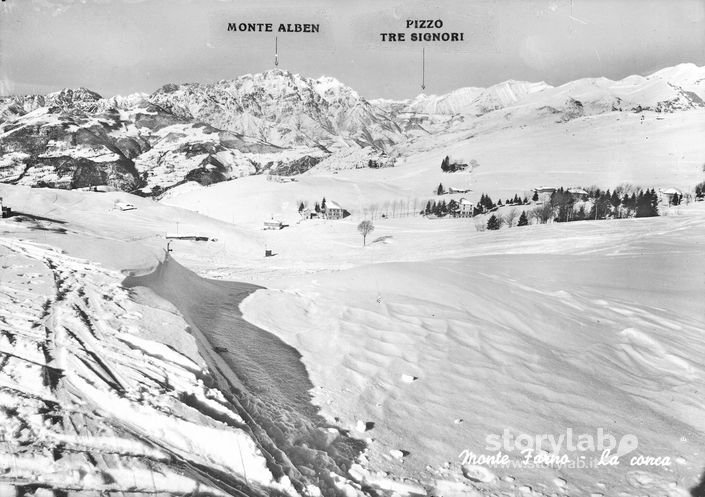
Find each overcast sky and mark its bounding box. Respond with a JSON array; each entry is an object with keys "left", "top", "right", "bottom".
[{"left": 1, "top": 0, "right": 704, "bottom": 99}]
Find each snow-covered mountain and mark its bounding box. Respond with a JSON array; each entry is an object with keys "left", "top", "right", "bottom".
[
  {"left": 375, "top": 63, "right": 705, "bottom": 118},
  {"left": 0, "top": 63, "right": 703, "bottom": 193},
  {"left": 148, "top": 69, "right": 404, "bottom": 152},
  {"left": 0, "top": 94, "right": 321, "bottom": 192},
  {"left": 381, "top": 80, "right": 550, "bottom": 116}
]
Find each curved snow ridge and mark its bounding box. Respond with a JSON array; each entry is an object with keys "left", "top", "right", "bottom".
[{"left": 0, "top": 238, "right": 298, "bottom": 497}]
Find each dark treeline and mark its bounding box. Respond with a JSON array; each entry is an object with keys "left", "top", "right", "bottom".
[
  {"left": 549, "top": 187, "right": 660, "bottom": 222},
  {"left": 422, "top": 183, "right": 698, "bottom": 228},
  {"left": 424, "top": 198, "right": 457, "bottom": 216}
]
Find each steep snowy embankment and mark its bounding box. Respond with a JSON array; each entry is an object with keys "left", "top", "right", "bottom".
[{"left": 0, "top": 238, "right": 296, "bottom": 496}]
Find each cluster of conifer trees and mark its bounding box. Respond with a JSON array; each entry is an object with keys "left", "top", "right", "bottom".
[
  {"left": 423, "top": 199, "right": 458, "bottom": 216},
  {"left": 549, "top": 187, "right": 660, "bottom": 222},
  {"left": 424, "top": 184, "right": 670, "bottom": 229}
]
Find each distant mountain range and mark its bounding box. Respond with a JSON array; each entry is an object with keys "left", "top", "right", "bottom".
[
  {"left": 374, "top": 63, "right": 705, "bottom": 116},
  {"left": 1, "top": 63, "right": 703, "bottom": 193}
]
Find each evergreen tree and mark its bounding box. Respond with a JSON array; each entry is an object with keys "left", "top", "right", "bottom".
[
  {"left": 626, "top": 193, "right": 637, "bottom": 213},
  {"left": 315, "top": 202, "right": 320, "bottom": 213},
  {"left": 479, "top": 194, "right": 495, "bottom": 211},
  {"left": 437, "top": 183, "right": 445, "bottom": 195},
  {"left": 532, "top": 191, "right": 539, "bottom": 202},
  {"left": 425, "top": 200, "right": 432, "bottom": 215},
  {"left": 635, "top": 189, "right": 659, "bottom": 217},
  {"left": 321, "top": 197, "right": 327, "bottom": 210},
  {"left": 551, "top": 188, "right": 575, "bottom": 222},
  {"left": 447, "top": 199, "right": 459, "bottom": 216},
  {"left": 487, "top": 214, "right": 501, "bottom": 230},
  {"left": 298, "top": 201, "right": 305, "bottom": 213},
  {"left": 588, "top": 194, "right": 610, "bottom": 220},
  {"left": 441, "top": 156, "right": 450, "bottom": 172},
  {"left": 432, "top": 201, "right": 442, "bottom": 216},
  {"left": 696, "top": 181, "right": 705, "bottom": 199},
  {"left": 610, "top": 190, "right": 621, "bottom": 208},
  {"left": 650, "top": 189, "right": 659, "bottom": 216},
  {"left": 518, "top": 211, "right": 528, "bottom": 226}
]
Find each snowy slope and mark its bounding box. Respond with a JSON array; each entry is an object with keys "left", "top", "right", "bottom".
[
  {"left": 383, "top": 80, "right": 551, "bottom": 116},
  {"left": 241, "top": 207, "right": 705, "bottom": 497},
  {"left": 0, "top": 184, "right": 378, "bottom": 497},
  {"left": 3, "top": 166, "right": 705, "bottom": 497},
  {"left": 162, "top": 109, "right": 705, "bottom": 231}
]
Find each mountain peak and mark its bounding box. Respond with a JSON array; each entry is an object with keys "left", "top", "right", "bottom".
[
  {"left": 258, "top": 68, "right": 294, "bottom": 79},
  {"left": 145, "top": 69, "right": 399, "bottom": 151},
  {"left": 47, "top": 87, "right": 103, "bottom": 100}
]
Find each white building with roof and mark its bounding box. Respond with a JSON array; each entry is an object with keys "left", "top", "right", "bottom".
[
  {"left": 457, "top": 198, "right": 474, "bottom": 218},
  {"left": 533, "top": 186, "right": 557, "bottom": 203},
  {"left": 324, "top": 200, "right": 346, "bottom": 220},
  {"left": 659, "top": 187, "right": 682, "bottom": 204}
]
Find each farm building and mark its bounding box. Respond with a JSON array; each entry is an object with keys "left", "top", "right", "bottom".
[
  {"left": 264, "top": 219, "right": 284, "bottom": 230},
  {"left": 324, "top": 200, "right": 347, "bottom": 220},
  {"left": 659, "top": 187, "right": 682, "bottom": 204},
  {"left": 448, "top": 187, "right": 472, "bottom": 194}
]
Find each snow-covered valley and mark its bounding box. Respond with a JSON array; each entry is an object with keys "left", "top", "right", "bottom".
[
  {"left": 1, "top": 180, "right": 704, "bottom": 496},
  {"left": 1, "top": 62, "right": 705, "bottom": 497}
]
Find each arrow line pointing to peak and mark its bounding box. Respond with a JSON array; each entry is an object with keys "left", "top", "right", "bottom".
[
  {"left": 421, "top": 47, "right": 426, "bottom": 90},
  {"left": 274, "top": 37, "right": 279, "bottom": 67}
]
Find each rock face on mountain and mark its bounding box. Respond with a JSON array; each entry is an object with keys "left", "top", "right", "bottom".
[
  {"left": 1, "top": 63, "right": 704, "bottom": 193},
  {"left": 0, "top": 93, "right": 316, "bottom": 192},
  {"left": 148, "top": 69, "right": 404, "bottom": 152}
]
